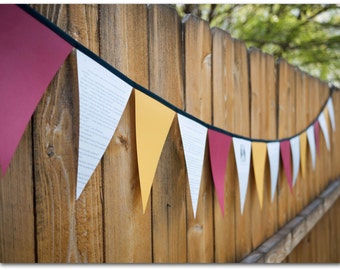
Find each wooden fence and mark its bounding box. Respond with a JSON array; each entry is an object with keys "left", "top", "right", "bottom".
[{"left": 0, "top": 4, "right": 339, "bottom": 263}]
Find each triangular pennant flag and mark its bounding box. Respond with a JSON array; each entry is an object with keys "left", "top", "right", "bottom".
[
  {"left": 306, "top": 125, "right": 316, "bottom": 170},
  {"left": 314, "top": 121, "right": 320, "bottom": 155},
  {"left": 280, "top": 140, "right": 293, "bottom": 193},
  {"left": 251, "top": 142, "right": 267, "bottom": 208},
  {"left": 267, "top": 142, "right": 280, "bottom": 202},
  {"left": 290, "top": 136, "right": 300, "bottom": 187},
  {"left": 208, "top": 129, "right": 232, "bottom": 216},
  {"left": 300, "top": 132, "right": 307, "bottom": 178},
  {"left": 135, "top": 90, "right": 175, "bottom": 212},
  {"left": 178, "top": 114, "right": 207, "bottom": 218},
  {"left": 76, "top": 50, "right": 132, "bottom": 199},
  {"left": 232, "top": 137, "right": 251, "bottom": 214},
  {"left": 0, "top": 5, "right": 72, "bottom": 175},
  {"left": 318, "top": 111, "right": 330, "bottom": 151},
  {"left": 327, "top": 97, "right": 336, "bottom": 131}
]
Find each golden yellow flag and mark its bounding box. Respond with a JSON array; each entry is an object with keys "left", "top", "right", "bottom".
[
  {"left": 135, "top": 90, "right": 175, "bottom": 212},
  {"left": 300, "top": 132, "right": 307, "bottom": 178},
  {"left": 251, "top": 142, "right": 267, "bottom": 208}
]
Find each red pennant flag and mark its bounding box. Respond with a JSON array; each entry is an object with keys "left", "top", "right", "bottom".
[
  {"left": 314, "top": 121, "right": 320, "bottom": 155},
  {"left": 0, "top": 5, "right": 72, "bottom": 174},
  {"left": 280, "top": 140, "right": 293, "bottom": 193},
  {"left": 208, "top": 129, "right": 231, "bottom": 216}
]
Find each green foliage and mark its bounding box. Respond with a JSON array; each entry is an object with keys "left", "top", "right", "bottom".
[{"left": 176, "top": 4, "right": 340, "bottom": 87}]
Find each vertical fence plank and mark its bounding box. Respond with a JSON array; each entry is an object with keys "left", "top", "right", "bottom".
[
  {"left": 249, "top": 49, "right": 278, "bottom": 250},
  {"left": 211, "top": 28, "right": 236, "bottom": 263},
  {"left": 286, "top": 69, "right": 308, "bottom": 263},
  {"left": 31, "top": 4, "right": 102, "bottom": 262},
  {"left": 148, "top": 4, "right": 187, "bottom": 263},
  {"left": 183, "top": 14, "right": 214, "bottom": 263},
  {"left": 233, "top": 39, "right": 252, "bottom": 262},
  {"left": 331, "top": 92, "right": 340, "bottom": 263},
  {"left": 0, "top": 124, "right": 35, "bottom": 262},
  {"left": 309, "top": 76, "right": 320, "bottom": 201},
  {"left": 69, "top": 4, "right": 103, "bottom": 263},
  {"left": 331, "top": 91, "right": 340, "bottom": 179},
  {"left": 315, "top": 80, "right": 332, "bottom": 263},
  {"left": 99, "top": 4, "right": 151, "bottom": 263},
  {"left": 277, "top": 60, "right": 296, "bottom": 228},
  {"left": 319, "top": 81, "right": 331, "bottom": 192},
  {"left": 294, "top": 68, "right": 306, "bottom": 214}
]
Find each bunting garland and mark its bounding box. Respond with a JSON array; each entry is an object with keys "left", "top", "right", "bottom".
[
  {"left": 267, "top": 142, "right": 280, "bottom": 202},
  {"left": 233, "top": 138, "right": 251, "bottom": 214},
  {"left": 178, "top": 114, "right": 207, "bottom": 218},
  {"left": 135, "top": 90, "right": 175, "bottom": 212},
  {"left": 76, "top": 50, "right": 133, "bottom": 199},
  {"left": 0, "top": 4, "right": 72, "bottom": 175},
  {"left": 280, "top": 140, "right": 293, "bottom": 193},
  {"left": 208, "top": 130, "right": 232, "bottom": 216},
  {"left": 318, "top": 111, "right": 330, "bottom": 151},
  {"left": 307, "top": 125, "right": 317, "bottom": 170},
  {"left": 290, "top": 136, "right": 300, "bottom": 187},
  {"left": 251, "top": 142, "right": 267, "bottom": 208},
  {"left": 300, "top": 132, "right": 308, "bottom": 178},
  {"left": 1, "top": 4, "right": 338, "bottom": 218}
]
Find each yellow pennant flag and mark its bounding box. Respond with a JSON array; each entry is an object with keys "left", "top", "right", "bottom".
[
  {"left": 300, "top": 132, "right": 307, "bottom": 178},
  {"left": 324, "top": 107, "right": 330, "bottom": 130},
  {"left": 251, "top": 142, "right": 267, "bottom": 208},
  {"left": 135, "top": 90, "right": 175, "bottom": 212}
]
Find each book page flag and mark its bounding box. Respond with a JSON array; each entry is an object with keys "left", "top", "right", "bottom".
[
  {"left": 208, "top": 129, "right": 232, "bottom": 216},
  {"left": 76, "top": 50, "right": 132, "bottom": 199},
  {"left": 307, "top": 125, "right": 316, "bottom": 170},
  {"left": 327, "top": 97, "right": 336, "bottom": 131},
  {"left": 318, "top": 111, "right": 330, "bottom": 151},
  {"left": 290, "top": 136, "right": 300, "bottom": 187},
  {"left": 314, "top": 121, "right": 320, "bottom": 155},
  {"left": 135, "top": 90, "right": 175, "bottom": 212},
  {"left": 0, "top": 5, "right": 72, "bottom": 175},
  {"left": 233, "top": 137, "right": 251, "bottom": 214},
  {"left": 251, "top": 142, "right": 267, "bottom": 208},
  {"left": 280, "top": 140, "right": 293, "bottom": 193},
  {"left": 267, "top": 142, "right": 280, "bottom": 202},
  {"left": 178, "top": 114, "right": 207, "bottom": 218},
  {"left": 300, "top": 132, "right": 307, "bottom": 178}
]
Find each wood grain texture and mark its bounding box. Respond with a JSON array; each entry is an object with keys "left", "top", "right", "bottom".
[
  {"left": 182, "top": 13, "right": 214, "bottom": 263},
  {"left": 249, "top": 49, "right": 278, "bottom": 250},
  {"left": 69, "top": 4, "right": 103, "bottom": 263},
  {"left": 243, "top": 178, "right": 340, "bottom": 263},
  {"left": 331, "top": 91, "right": 340, "bottom": 180},
  {"left": 277, "top": 60, "right": 297, "bottom": 228},
  {"left": 147, "top": 4, "right": 187, "bottom": 263},
  {"left": 0, "top": 123, "right": 35, "bottom": 262},
  {"left": 99, "top": 4, "right": 151, "bottom": 263},
  {"left": 30, "top": 4, "right": 92, "bottom": 262},
  {"left": 211, "top": 27, "right": 236, "bottom": 263},
  {"left": 233, "top": 39, "right": 252, "bottom": 262}
]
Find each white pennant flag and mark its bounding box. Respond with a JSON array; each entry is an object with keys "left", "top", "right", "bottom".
[
  {"left": 232, "top": 137, "right": 251, "bottom": 214},
  {"left": 178, "top": 114, "right": 207, "bottom": 218},
  {"left": 76, "top": 50, "right": 132, "bottom": 199},
  {"left": 290, "top": 136, "right": 300, "bottom": 186},
  {"left": 318, "top": 111, "right": 330, "bottom": 151},
  {"left": 267, "top": 142, "right": 280, "bottom": 202},
  {"left": 307, "top": 125, "right": 316, "bottom": 170},
  {"left": 327, "top": 97, "right": 336, "bottom": 131}
]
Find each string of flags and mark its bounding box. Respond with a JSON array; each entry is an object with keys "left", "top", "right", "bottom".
[{"left": 0, "top": 4, "right": 337, "bottom": 219}]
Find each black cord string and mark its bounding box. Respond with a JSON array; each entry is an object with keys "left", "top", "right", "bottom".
[{"left": 18, "top": 4, "right": 334, "bottom": 143}]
